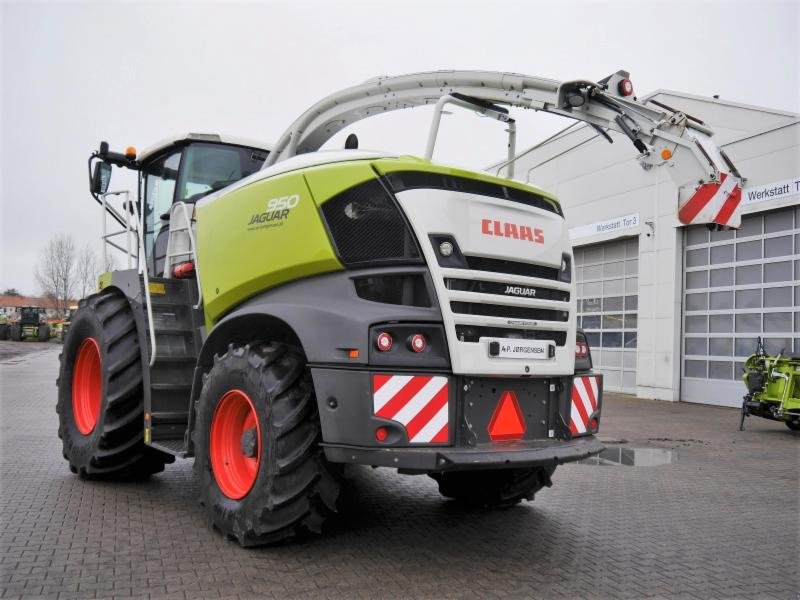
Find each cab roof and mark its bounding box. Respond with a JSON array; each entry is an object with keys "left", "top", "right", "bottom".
[{"left": 137, "top": 133, "right": 272, "bottom": 163}]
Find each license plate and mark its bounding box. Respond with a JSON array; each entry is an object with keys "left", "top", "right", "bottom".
[{"left": 485, "top": 338, "right": 552, "bottom": 359}]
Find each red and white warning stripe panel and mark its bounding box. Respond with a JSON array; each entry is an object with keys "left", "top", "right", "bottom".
[
  {"left": 678, "top": 172, "right": 743, "bottom": 229},
  {"left": 373, "top": 374, "right": 449, "bottom": 444},
  {"left": 570, "top": 375, "right": 601, "bottom": 436}
]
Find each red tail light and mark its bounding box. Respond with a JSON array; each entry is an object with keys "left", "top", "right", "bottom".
[
  {"left": 409, "top": 334, "right": 426, "bottom": 353},
  {"left": 375, "top": 426, "right": 388, "bottom": 442},
  {"left": 575, "top": 341, "right": 589, "bottom": 359},
  {"left": 376, "top": 332, "right": 393, "bottom": 352}
]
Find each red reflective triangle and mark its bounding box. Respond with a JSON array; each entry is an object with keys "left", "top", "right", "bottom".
[{"left": 487, "top": 391, "right": 526, "bottom": 441}]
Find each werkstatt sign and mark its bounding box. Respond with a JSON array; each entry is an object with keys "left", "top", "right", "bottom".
[
  {"left": 569, "top": 213, "right": 640, "bottom": 240},
  {"left": 742, "top": 176, "right": 800, "bottom": 205}
]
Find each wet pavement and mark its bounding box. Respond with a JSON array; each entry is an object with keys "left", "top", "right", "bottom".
[
  {"left": 0, "top": 340, "right": 59, "bottom": 364},
  {"left": 1, "top": 347, "right": 798, "bottom": 599}
]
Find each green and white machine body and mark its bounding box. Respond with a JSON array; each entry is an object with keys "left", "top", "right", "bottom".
[{"left": 90, "top": 69, "right": 746, "bottom": 464}]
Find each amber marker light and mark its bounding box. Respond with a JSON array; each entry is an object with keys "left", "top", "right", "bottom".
[
  {"left": 661, "top": 148, "right": 673, "bottom": 160},
  {"left": 125, "top": 146, "right": 137, "bottom": 159}
]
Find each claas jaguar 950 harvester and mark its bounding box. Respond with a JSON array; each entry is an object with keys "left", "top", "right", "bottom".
[{"left": 58, "top": 70, "right": 744, "bottom": 545}]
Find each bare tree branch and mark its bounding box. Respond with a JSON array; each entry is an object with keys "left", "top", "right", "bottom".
[
  {"left": 35, "top": 234, "right": 76, "bottom": 317},
  {"left": 76, "top": 245, "right": 100, "bottom": 300}
]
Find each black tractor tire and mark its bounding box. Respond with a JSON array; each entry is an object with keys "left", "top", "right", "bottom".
[
  {"left": 0, "top": 323, "right": 8, "bottom": 340},
  {"left": 38, "top": 324, "right": 50, "bottom": 342},
  {"left": 56, "top": 288, "right": 174, "bottom": 479},
  {"left": 786, "top": 420, "right": 800, "bottom": 431},
  {"left": 193, "top": 342, "right": 340, "bottom": 546},
  {"left": 9, "top": 324, "right": 21, "bottom": 341},
  {"left": 430, "top": 466, "right": 556, "bottom": 509}
]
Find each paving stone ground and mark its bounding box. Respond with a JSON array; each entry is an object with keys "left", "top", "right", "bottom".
[{"left": 1, "top": 346, "right": 798, "bottom": 599}]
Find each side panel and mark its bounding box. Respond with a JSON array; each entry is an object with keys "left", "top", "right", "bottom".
[{"left": 195, "top": 171, "right": 343, "bottom": 325}]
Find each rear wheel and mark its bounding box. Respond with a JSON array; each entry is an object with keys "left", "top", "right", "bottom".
[
  {"left": 430, "top": 466, "right": 555, "bottom": 508},
  {"left": 9, "top": 324, "right": 21, "bottom": 341},
  {"left": 56, "top": 289, "right": 173, "bottom": 478},
  {"left": 38, "top": 324, "right": 50, "bottom": 342},
  {"left": 786, "top": 419, "right": 800, "bottom": 431},
  {"left": 0, "top": 324, "right": 8, "bottom": 340},
  {"left": 194, "top": 342, "right": 340, "bottom": 546}
]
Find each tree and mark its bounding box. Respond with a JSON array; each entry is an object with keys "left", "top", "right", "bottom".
[
  {"left": 2, "top": 288, "right": 21, "bottom": 296},
  {"left": 35, "top": 234, "right": 76, "bottom": 317},
  {"left": 76, "top": 245, "right": 99, "bottom": 300}
]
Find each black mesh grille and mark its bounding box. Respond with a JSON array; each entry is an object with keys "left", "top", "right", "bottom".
[
  {"left": 451, "top": 302, "right": 569, "bottom": 322},
  {"left": 454, "top": 325, "right": 567, "bottom": 346},
  {"left": 465, "top": 255, "right": 560, "bottom": 280},
  {"left": 384, "top": 171, "right": 562, "bottom": 217},
  {"left": 445, "top": 278, "right": 570, "bottom": 302},
  {"left": 320, "top": 179, "right": 421, "bottom": 266}
]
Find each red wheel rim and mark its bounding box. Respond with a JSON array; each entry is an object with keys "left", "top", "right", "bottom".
[
  {"left": 210, "top": 390, "right": 261, "bottom": 500},
  {"left": 72, "top": 338, "right": 102, "bottom": 435}
]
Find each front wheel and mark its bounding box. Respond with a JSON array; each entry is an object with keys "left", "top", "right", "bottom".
[
  {"left": 786, "top": 419, "right": 800, "bottom": 431},
  {"left": 56, "top": 289, "right": 173, "bottom": 478},
  {"left": 193, "top": 342, "right": 340, "bottom": 546},
  {"left": 430, "top": 466, "right": 555, "bottom": 508}
]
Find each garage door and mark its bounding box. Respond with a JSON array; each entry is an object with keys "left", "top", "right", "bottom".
[
  {"left": 681, "top": 205, "right": 800, "bottom": 407},
  {"left": 574, "top": 237, "right": 639, "bottom": 393}
]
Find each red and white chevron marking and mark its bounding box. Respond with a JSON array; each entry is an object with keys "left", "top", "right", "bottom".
[
  {"left": 678, "top": 172, "right": 743, "bottom": 228},
  {"left": 570, "top": 375, "right": 600, "bottom": 436},
  {"left": 373, "top": 375, "right": 449, "bottom": 444}
]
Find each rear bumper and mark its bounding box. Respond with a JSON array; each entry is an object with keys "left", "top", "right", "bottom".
[{"left": 322, "top": 434, "right": 604, "bottom": 473}]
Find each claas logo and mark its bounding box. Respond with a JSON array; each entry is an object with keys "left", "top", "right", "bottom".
[{"left": 481, "top": 219, "right": 544, "bottom": 244}]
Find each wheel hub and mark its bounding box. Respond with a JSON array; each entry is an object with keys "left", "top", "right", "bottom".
[
  {"left": 241, "top": 428, "right": 258, "bottom": 458},
  {"left": 209, "top": 390, "right": 262, "bottom": 500}
]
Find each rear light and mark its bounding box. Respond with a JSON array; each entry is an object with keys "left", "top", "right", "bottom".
[
  {"left": 575, "top": 341, "right": 589, "bottom": 359},
  {"left": 589, "top": 417, "right": 599, "bottom": 432},
  {"left": 376, "top": 332, "right": 393, "bottom": 352},
  {"left": 375, "top": 426, "right": 389, "bottom": 442},
  {"left": 618, "top": 78, "right": 634, "bottom": 96},
  {"left": 409, "top": 334, "right": 426, "bottom": 353}
]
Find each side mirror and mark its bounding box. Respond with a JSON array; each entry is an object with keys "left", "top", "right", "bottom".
[{"left": 91, "top": 161, "right": 112, "bottom": 195}]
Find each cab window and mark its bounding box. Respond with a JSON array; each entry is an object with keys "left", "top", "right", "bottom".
[
  {"left": 144, "top": 151, "right": 181, "bottom": 275},
  {"left": 177, "top": 143, "right": 267, "bottom": 203}
]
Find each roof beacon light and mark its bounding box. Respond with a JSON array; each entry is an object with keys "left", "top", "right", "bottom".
[
  {"left": 124, "top": 146, "right": 137, "bottom": 159},
  {"left": 618, "top": 78, "right": 634, "bottom": 97},
  {"left": 376, "top": 332, "right": 393, "bottom": 352}
]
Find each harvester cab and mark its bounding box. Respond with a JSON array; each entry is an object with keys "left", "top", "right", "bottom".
[{"left": 59, "top": 69, "right": 744, "bottom": 546}]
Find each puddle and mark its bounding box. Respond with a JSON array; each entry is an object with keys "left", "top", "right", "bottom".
[{"left": 578, "top": 447, "right": 678, "bottom": 467}]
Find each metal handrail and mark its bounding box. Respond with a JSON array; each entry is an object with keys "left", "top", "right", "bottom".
[
  {"left": 164, "top": 202, "right": 203, "bottom": 309},
  {"left": 130, "top": 199, "right": 157, "bottom": 367}
]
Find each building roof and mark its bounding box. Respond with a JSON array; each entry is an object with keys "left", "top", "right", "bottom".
[{"left": 0, "top": 295, "right": 77, "bottom": 309}]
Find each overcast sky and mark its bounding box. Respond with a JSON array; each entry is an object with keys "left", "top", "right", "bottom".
[{"left": 1, "top": 0, "right": 798, "bottom": 295}]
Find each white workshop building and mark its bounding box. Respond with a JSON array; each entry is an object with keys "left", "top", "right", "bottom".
[{"left": 494, "top": 91, "right": 799, "bottom": 407}]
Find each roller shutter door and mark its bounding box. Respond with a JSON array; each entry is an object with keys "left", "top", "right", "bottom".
[
  {"left": 681, "top": 205, "right": 800, "bottom": 407},
  {"left": 574, "top": 237, "right": 639, "bottom": 393}
]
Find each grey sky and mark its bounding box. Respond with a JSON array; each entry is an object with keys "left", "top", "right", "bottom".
[{"left": 2, "top": 0, "right": 798, "bottom": 295}]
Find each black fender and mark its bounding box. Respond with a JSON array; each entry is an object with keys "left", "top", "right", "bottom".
[{"left": 185, "top": 266, "right": 443, "bottom": 454}]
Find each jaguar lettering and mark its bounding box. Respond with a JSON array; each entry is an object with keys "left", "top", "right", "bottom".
[{"left": 504, "top": 285, "right": 537, "bottom": 297}]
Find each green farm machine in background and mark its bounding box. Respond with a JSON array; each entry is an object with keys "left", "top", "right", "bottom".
[
  {"left": 741, "top": 337, "right": 800, "bottom": 431},
  {"left": 9, "top": 307, "right": 50, "bottom": 341}
]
